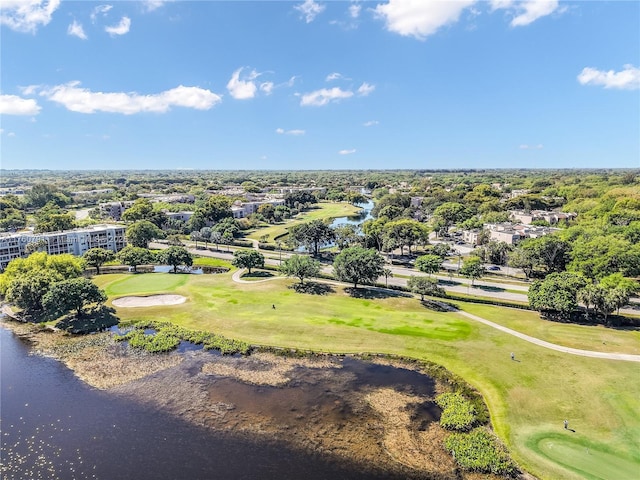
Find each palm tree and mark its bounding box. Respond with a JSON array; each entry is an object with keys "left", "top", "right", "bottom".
[{"left": 382, "top": 268, "right": 393, "bottom": 287}]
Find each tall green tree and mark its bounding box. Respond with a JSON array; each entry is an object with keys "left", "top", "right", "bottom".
[
  {"left": 289, "top": 220, "right": 335, "bottom": 257},
  {"left": 518, "top": 235, "right": 571, "bottom": 275},
  {"left": 280, "top": 254, "right": 320, "bottom": 284},
  {"left": 0, "top": 252, "right": 84, "bottom": 295},
  {"left": 407, "top": 276, "right": 445, "bottom": 301},
  {"left": 83, "top": 248, "right": 116, "bottom": 274},
  {"left": 42, "top": 278, "right": 107, "bottom": 318},
  {"left": 332, "top": 246, "right": 385, "bottom": 289},
  {"left": 116, "top": 246, "right": 154, "bottom": 272},
  {"left": 383, "top": 219, "right": 430, "bottom": 255},
  {"left": 6, "top": 270, "right": 59, "bottom": 314},
  {"left": 415, "top": 254, "right": 442, "bottom": 276},
  {"left": 459, "top": 257, "right": 485, "bottom": 286},
  {"left": 122, "top": 198, "right": 168, "bottom": 228},
  {"left": 159, "top": 246, "right": 193, "bottom": 273},
  {"left": 528, "top": 272, "right": 586, "bottom": 319},
  {"left": 126, "top": 220, "right": 164, "bottom": 248},
  {"left": 232, "top": 250, "right": 265, "bottom": 274}
]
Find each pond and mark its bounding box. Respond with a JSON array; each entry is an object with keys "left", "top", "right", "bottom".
[{"left": 1, "top": 324, "right": 442, "bottom": 479}]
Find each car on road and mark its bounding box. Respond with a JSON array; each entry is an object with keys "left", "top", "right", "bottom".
[{"left": 487, "top": 265, "right": 501, "bottom": 271}]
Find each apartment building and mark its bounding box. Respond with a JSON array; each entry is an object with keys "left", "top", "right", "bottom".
[{"left": 0, "top": 225, "right": 126, "bottom": 270}]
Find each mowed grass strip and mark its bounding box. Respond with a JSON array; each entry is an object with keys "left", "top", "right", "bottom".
[
  {"left": 457, "top": 303, "right": 640, "bottom": 355},
  {"left": 97, "top": 273, "right": 640, "bottom": 480}
]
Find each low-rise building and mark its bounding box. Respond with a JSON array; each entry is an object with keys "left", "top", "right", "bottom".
[
  {"left": 510, "top": 210, "right": 576, "bottom": 225},
  {"left": 0, "top": 224, "right": 126, "bottom": 270},
  {"left": 99, "top": 201, "right": 135, "bottom": 220},
  {"left": 231, "top": 199, "right": 286, "bottom": 219}
]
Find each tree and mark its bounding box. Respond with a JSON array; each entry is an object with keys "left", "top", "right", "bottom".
[
  {"left": 117, "top": 245, "right": 154, "bottom": 272},
  {"left": 381, "top": 267, "right": 393, "bottom": 287},
  {"left": 0, "top": 252, "right": 84, "bottom": 295},
  {"left": 232, "top": 250, "right": 265, "bottom": 274},
  {"left": 83, "top": 248, "right": 115, "bottom": 275},
  {"left": 122, "top": 198, "right": 167, "bottom": 228},
  {"left": 432, "top": 202, "right": 472, "bottom": 234},
  {"left": 42, "top": 278, "right": 107, "bottom": 318},
  {"left": 159, "top": 246, "right": 193, "bottom": 273},
  {"left": 569, "top": 235, "right": 640, "bottom": 280},
  {"left": 24, "top": 184, "right": 71, "bottom": 208},
  {"left": 34, "top": 202, "right": 77, "bottom": 233},
  {"left": 280, "top": 254, "right": 320, "bottom": 284},
  {"left": 362, "top": 218, "right": 387, "bottom": 251},
  {"left": 383, "top": 219, "right": 430, "bottom": 256},
  {"left": 284, "top": 191, "right": 317, "bottom": 209},
  {"left": 415, "top": 254, "right": 442, "bottom": 276},
  {"left": 213, "top": 217, "right": 240, "bottom": 238},
  {"left": 459, "top": 257, "right": 485, "bottom": 286},
  {"left": 407, "top": 276, "right": 445, "bottom": 301},
  {"left": 24, "top": 239, "right": 47, "bottom": 255},
  {"left": 289, "top": 220, "right": 335, "bottom": 257},
  {"left": 126, "top": 220, "right": 164, "bottom": 248},
  {"left": 519, "top": 235, "right": 571, "bottom": 275},
  {"left": 577, "top": 283, "right": 599, "bottom": 320},
  {"left": 431, "top": 242, "right": 451, "bottom": 259},
  {"left": 6, "top": 270, "right": 60, "bottom": 314},
  {"left": 508, "top": 248, "right": 535, "bottom": 279},
  {"left": 333, "top": 246, "right": 385, "bottom": 289},
  {"left": 210, "top": 230, "right": 222, "bottom": 251},
  {"left": 257, "top": 203, "right": 275, "bottom": 222},
  {"left": 528, "top": 272, "right": 587, "bottom": 319},
  {"left": 199, "top": 195, "right": 233, "bottom": 222},
  {"left": 334, "top": 224, "right": 361, "bottom": 250}
]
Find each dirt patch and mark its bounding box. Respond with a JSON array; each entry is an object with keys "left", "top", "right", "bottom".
[{"left": 112, "top": 294, "right": 187, "bottom": 307}]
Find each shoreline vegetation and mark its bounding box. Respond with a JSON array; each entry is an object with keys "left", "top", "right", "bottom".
[{"left": 0, "top": 318, "right": 517, "bottom": 479}]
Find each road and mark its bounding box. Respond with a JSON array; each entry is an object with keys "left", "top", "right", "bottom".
[{"left": 150, "top": 241, "right": 640, "bottom": 316}]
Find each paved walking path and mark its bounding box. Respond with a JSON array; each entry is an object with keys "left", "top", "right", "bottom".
[{"left": 230, "top": 268, "right": 640, "bottom": 363}]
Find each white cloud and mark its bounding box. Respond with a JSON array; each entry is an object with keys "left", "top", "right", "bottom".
[
  {"left": 19, "top": 84, "right": 40, "bottom": 95},
  {"left": 491, "top": 0, "right": 561, "bottom": 27},
  {"left": 577, "top": 64, "right": 640, "bottom": 91},
  {"left": 363, "top": 120, "right": 379, "bottom": 127},
  {"left": 90, "top": 4, "right": 112, "bottom": 23},
  {"left": 39, "top": 81, "right": 222, "bottom": 114},
  {"left": 357, "top": 82, "right": 375, "bottom": 96},
  {"left": 300, "top": 87, "right": 354, "bottom": 106},
  {"left": 375, "top": 0, "right": 476, "bottom": 40},
  {"left": 143, "top": 0, "right": 169, "bottom": 12},
  {"left": 8, "top": 132, "right": 16, "bottom": 137},
  {"left": 326, "top": 72, "right": 344, "bottom": 82},
  {"left": 0, "top": 94, "right": 41, "bottom": 115},
  {"left": 276, "top": 128, "right": 305, "bottom": 135},
  {"left": 0, "top": 0, "right": 61, "bottom": 33},
  {"left": 349, "top": 4, "right": 361, "bottom": 19},
  {"left": 294, "top": 0, "right": 325, "bottom": 23},
  {"left": 519, "top": 144, "right": 543, "bottom": 150},
  {"left": 260, "top": 82, "right": 274, "bottom": 95},
  {"left": 339, "top": 149, "right": 356, "bottom": 155},
  {"left": 105, "top": 16, "right": 131, "bottom": 36},
  {"left": 67, "top": 20, "right": 87, "bottom": 39},
  {"left": 227, "top": 67, "right": 260, "bottom": 100}
]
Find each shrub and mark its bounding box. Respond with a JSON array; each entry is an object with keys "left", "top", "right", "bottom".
[
  {"left": 445, "top": 428, "right": 517, "bottom": 475},
  {"left": 436, "top": 392, "right": 476, "bottom": 430},
  {"left": 114, "top": 321, "right": 251, "bottom": 355}
]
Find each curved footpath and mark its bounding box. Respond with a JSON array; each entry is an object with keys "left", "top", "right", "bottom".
[{"left": 231, "top": 269, "right": 640, "bottom": 363}]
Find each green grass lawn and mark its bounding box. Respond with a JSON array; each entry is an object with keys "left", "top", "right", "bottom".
[
  {"left": 95, "top": 272, "right": 640, "bottom": 480},
  {"left": 192, "top": 256, "right": 234, "bottom": 269},
  {"left": 246, "top": 201, "right": 361, "bottom": 242}
]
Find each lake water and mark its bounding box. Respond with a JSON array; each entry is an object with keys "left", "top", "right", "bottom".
[
  {"left": 329, "top": 200, "right": 374, "bottom": 228},
  {"left": 0, "top": 326, "right": 436, "bottom": 479}
]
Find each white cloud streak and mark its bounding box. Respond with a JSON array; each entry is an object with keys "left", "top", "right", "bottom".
[
  {"left": 0, "top": 94, "right": 41, "bottom": 115},
  {"left": 38, "top": 81, "right": 222, "bottom": 114},
  {"left": 363, "top": 120, "right": 379, "bottom": 127},
  {"left": 491, "top": 0, "right": 561, "bottom": 27},
  {"left": 349, "top": 4, "right": 361, "bottom": 19},
  {"left": 227, "top": 68, "right": 260, "bottom": 100},
  {"left": 577, "top": 64, "right": 640, "bottom": 90},
  {"left": 519, "top": 144, "right": 543, "bottom": 150},
  {"left": 357, "top": 82, "right": 375, "bottom": 96},
  {"left": 300, "top": 87, "right": 354, "bottom": 106},
  {"left": 67, "top": 20, "right": 87, "bottom": 39},
  {"left": 276, "top": 128, "right": 305, "bottom": 135},
  {"left": 91, "top": 4, "right": 112, "bottom": 22},
  {"left": 326, "top": 72, "right": 343, "bottom": 82},
  {"left": 339, "top": 149, "right": 356, "bottom": 155},
  {"left": 105, "top": 16, "right": 131, "bottom": 36},
  {"left": 294, "top": 0, "right": 325, "bottom": 23},
  {"left": 0, "top": 0, "right": 61, "bottom": 33},
  {"left": 375, "top": 0, "right": 476, "bottom": 40},
  {"left": 143, "top": 0, "right": 169, "bottom": 12}
]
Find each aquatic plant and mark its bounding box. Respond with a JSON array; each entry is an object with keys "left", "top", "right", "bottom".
[
  {"left": 445, "top": 428, "right": 517, "bottom": 475},
  {"left": 435, "top": 392, "right": 476, "bottom": 431}
]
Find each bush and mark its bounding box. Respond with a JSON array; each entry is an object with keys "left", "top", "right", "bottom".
[
  {"left": 435, "top": 392, "right": 476, "bottom": 430},
  {"left": 232, "top": 240, "right": 253, "bottom": 247},
  {"left": 445, "top": 428, "right": 517, "bottom": 475},
  {"left": 258, "top": 242, "right": 276, "bottom": 251},
  {"left": 115, "top": 321, "right": 251, "bottom": 355}
]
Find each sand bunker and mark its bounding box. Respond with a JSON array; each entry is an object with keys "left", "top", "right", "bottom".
[{"left": 112, "top": 294, "right": 187, "bottom": 307}]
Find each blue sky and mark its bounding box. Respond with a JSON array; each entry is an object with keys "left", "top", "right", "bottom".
[{"left": 1, "top": 0, "right": 639, "bottom": 170}]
